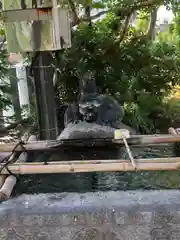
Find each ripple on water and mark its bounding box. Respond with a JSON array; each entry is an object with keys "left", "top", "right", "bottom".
[{"left": 13, "top": 145, "right": 180, "bottom": 195}]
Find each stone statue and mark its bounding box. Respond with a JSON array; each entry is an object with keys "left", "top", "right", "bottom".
[
  {"left": 59, "top": 71, "right": 135, "bottom": 140},
  {"left": 64, "top": 71, "right": 124, "bottom": 128}
]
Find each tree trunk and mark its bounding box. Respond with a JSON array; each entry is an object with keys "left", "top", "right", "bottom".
[{"left": 147, "top": 7, "right": 158, "bottom": 40}]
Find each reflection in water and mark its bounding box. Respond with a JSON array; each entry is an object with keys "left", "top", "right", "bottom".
[{"left": 13, "top": 144, "right": 180, "bottom": 196}]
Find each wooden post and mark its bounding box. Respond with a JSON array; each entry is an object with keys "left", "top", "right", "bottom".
[{"left": 32, "top": 52, "right": 58, "bottom": 140}]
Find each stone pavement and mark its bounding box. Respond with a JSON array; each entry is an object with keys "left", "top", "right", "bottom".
[{"left": 0, "top": 190, "right": 180, "bottom": 239}]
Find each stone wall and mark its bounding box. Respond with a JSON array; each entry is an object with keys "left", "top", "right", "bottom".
[{"left": 0, "top": 190, "right": 180, "bottom": 239}]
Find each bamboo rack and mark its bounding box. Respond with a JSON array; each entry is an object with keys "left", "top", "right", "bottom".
[
  {"left": 0, "top": 134, "right": 180, "bottom": 152},
  {"left": 0, "top": 157, "right": 180, "bottom": 175},
  {"left": 0, "top": 141, "right": 32, "bottom": 202},
  {"left": 0, "top": 130, "right": 179, "bottom": 202}
]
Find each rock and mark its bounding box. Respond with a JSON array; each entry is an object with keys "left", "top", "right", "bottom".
[
  {"left": 58, "top": 122, "right": 115, "bottom": 140},
  {"left": 58, "top": 121, "right": 137, "bottom": 140}
]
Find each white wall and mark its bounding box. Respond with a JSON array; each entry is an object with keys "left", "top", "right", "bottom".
[{"left": 2, "top": 63, "right": 30, "bottom": 126}]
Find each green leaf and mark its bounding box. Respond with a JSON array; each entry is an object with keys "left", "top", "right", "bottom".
[{"left": 92, "top": 2, "right": 106, "bottom": 8}]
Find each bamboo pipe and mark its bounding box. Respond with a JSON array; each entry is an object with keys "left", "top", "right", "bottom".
[
  {"left": 114, "top": 134, "right": 180, "bottom": 144},
  {"left": 0, "top": 153, "right": 17, "bottom": 202},
  {"left": 12, "top": 157, "right": 180, "bottom": 165},
  {"left": 0, "top": 134, "right": 180, "bottom": 152},
  {"left": 0, "top": 158, "right": 180, "bottom": 174},
  {"left": 0, "top": 175, "right": 6, "bottom": 188},
  {"left": 168, "top": 127, "right": 177, "bottom": 135},
  {"left": 0, "top": 152, "right": 17, "bottom": 200},
  {"left": 0, "top": 176, "right": 17, "bottom": 202},
  {"left": 0, "top": 135, "right": 37, "bottom": 202},
  {"left": 18, "top": 135, "right": 38, "bottom": 163}
]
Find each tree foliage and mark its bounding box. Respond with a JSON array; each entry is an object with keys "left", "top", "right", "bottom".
[
  {"left": 1, "top": 0, "right": 180, "bottom": 133},
  {"left": 54, "top": 0, "right": 180, "bottom": 133},
  {"left": 0, "top": 24, "right": 11, "bottom": 111}
]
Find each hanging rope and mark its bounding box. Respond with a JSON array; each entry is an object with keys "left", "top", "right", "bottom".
[{"left": 0, "top": 140, "right": 27, "bottom": 176}]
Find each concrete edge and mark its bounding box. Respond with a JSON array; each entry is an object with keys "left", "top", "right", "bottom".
[{"left": 0, "top": 190, "right": 180, "bottom": 214}]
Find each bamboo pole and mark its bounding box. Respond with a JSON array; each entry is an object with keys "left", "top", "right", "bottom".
[
  {"left": 0, "top": 175, "right": 6, "bottom": 188},
  {"left": 114, "top": 134, "right": 180, "bottom": 144},
  {"left": 0, "top": 152, "right": 18, "bottom": 201},
  {"left": 0, "top": 153, "right": 17, "bottom": 202},
  {"left": 12, "top": 157, "right": 180, "bottom": 165},
  {"left": 168, "top": 127, "right": 177, "bottom": 135},
  {"left": 0, "top": 158, "right": 180, "bottom": 174},
  {"left": 0, "top": 176, "right": 17, "bottom": 202},
  {"left": 0, "top": 134, "right": 179, "bottom": 152}
]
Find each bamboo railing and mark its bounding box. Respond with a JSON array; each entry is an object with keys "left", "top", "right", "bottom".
[
  {"left": 0, "top": 134, "right": 180, "bottom": 152},
  {"left": 0, "top": 158, "right": 179, "bottom": 175}
]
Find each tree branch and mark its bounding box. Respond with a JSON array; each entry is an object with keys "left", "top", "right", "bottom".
[
  {"left": 118, "top": 12, "right": 133, "bottom": 43},
  {"left": 70, "top": 0, "right": 161, "bottom": 28},
  {"left": 0, "top": 38, "right": 5, "bottom": 50},
  {"left": 130, "top": 0, "right": 162, "bottom": 10},
  {"left": 115, "top": 0, "right": 161, "bottom": 19},
  {"left": 72, "top": 9, "right": 110, "bottom": 26},
  {"left": 90, "top": 10, "right": 110, "bottom": 21},
  {"left": 115, "top": 0, "right": 161, "bottom": 43}
]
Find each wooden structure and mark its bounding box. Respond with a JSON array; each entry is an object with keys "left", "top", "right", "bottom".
[{"left": 2, "top": 0, "right": 72, "bottom": 140}]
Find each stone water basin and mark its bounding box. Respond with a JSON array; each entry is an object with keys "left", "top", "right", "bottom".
[
  {"left": 1, "top": 131, "right": 180, "bottom": 239},
  {"left": 0, "top": 122, "right": 178, "bottom": 195}
]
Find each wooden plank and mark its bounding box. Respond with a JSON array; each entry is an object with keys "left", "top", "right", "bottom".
[{"left": 3, "top": 9, "right": 52, "bottom": 23}]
